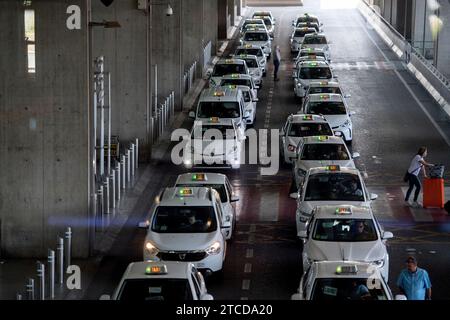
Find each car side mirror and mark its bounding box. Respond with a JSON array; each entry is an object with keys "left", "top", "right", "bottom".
[
  {"left": 291, "top": 293, "right": 302, "bottom": 300},
  {"left": 382, "top": 231, "right": 394, "bottom": 240},
  {"left": 189, "top": 111, "right": 196, "bottom": 119},
  {"left": 290, "top": 192, "right": 299, "bottom": 200},
  {"left": 344, "top": 94, "right": 352, "bottom": 98},
  {"left": 201, "top": 293, "right": 214, "bottom": 301},
  {"left": 334, "top": 131, "right": 343, "bottom": 138},
  {"left": 231, "top": 196, "right": 240, "bottom": 202},
  {"left": 352, "top": 152, "right": 360, "bottom": 159},
  {"left": 99, "top": 294, "right": 111, "bottom": 300},
  {"left": 370, "top": 193, "right": 379, "bottom": 201},
  {"left": 253, "top": 98, "right": 259, "bottom": 102}
]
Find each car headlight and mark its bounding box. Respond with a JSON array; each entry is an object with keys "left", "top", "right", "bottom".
[
  {"left": 144, "top": 242, "right": 159, "bottom": 257},
  {"left": 340, "top": 119, "right": 351, "bottom": 128},
  {"left": 205, "top": 241, "right": 221, "bottom": 255}
]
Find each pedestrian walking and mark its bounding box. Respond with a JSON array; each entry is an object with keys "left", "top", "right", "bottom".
[
  {"left": 273, "top": 45, "right": 281, "bottom": 81},
  {"left": 404, "top": 147, "right": 434, "bottom": 208},
  {"left": 397, "top": 256, "right": 432, "bottom": 300}
]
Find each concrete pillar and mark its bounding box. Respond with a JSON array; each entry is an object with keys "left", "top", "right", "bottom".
[
  {"left": 151, "top": 0, "right": 183, "bottom": 111},
  {"left": 204, "top": 0, "right": 219, "bottom": 56},
  {"left": 91, "top": 0, "right": 151, "bottom": 161},
  {"left": 436, "top": 0, "right": 450, "bottom": 77},
  {"left": 218, "top": 0, "right": 228, "bottom": 40},
  {"left": 182, "top": 0, "right": 204, "bottom": 79},
  {"left": 236, "top": 0, "right": 242, "bottom": 17},
  {"left": 228, "top": 0, "right": 236, "bottom": 28},
  {"left": 0, "top": 0, "right": 91, "bottom": 258}
]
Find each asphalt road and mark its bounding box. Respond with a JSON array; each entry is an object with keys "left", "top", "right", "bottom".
[{"left": 83, "top": 0, "right": 450, "bottom": 300}]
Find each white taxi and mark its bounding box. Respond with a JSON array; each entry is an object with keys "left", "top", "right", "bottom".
[
  {"left": 290, "top": 27, "right": 317, "bottom": 53},
  {"left": 240, "top": 29, "right": 272, "bottom": 58},
  {"left": 252, "top": 11, "right": 275, "bottom": 24},
  {"left": 291, "top": 261, "right": 405, "bottom": 300},
  {"left": 240, "top": 23, "right": 268, "bottom": 39},
  {"left": 184, "top": 118, "right": 244, "bottom": 170},
  {"left": 235, "top": 54, "right": 263, "bottom": 87},
  {"left": 293, "top": 135, "right": 359, "bottom": 185},
  {"left": 234, "top": 44, "right": 267, "bottom": 76},
  {"left": 295, "top": 21, "right": 321, "bottom": 33},
  {"left": 254, "top": 15, "right": 275, "bottom": 38},
  {"left": 100, "top": 261, "right": 214, "bottom": 300},
  {"left": 294, "top": 166, "right": 378, "bottom": 234},
  {"left": 208, "top": 58, "right": 249, "bottom": 88},
  {"left": 219, "top": 74, "right": 259, "bottom": 99},
  {"left": 301, "top": 33, "right": 331, "bottom": 61},
  {"left": 240, "top": 18, "right": 267, "bottom": 37},
  {"left": 292, "top": 14, "right": 322, "bottom": 29},
  {"left": 294, "top": 47, "right": 327, "bottom": 64},
  {"left": 300, "top": 205, "right": 393, "bottom": 281},
  {"left": 280, "top": 114, "right": 334, "bottom": 164},
  {"left": 142, "top": 187, "right": 227, "bottom": 274},
  {"left": 293, "top": 61, "right": 334, "bottom": 99},
  {"left": 302, "top": 93, "right": 354, "bottom": 144},
  {"left": 175, "top": 173, "right": 239, "bottom": 240}
]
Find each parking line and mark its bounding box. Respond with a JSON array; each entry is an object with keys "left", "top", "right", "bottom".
[
  {"left": 244, "top": 263, "right": 252, "bottom": 273},
  {"left": 242, "top": 279, "right": 251, "bottom": 290},
  {"left": 246, "top": 248, "right": 254, "bottom": 258}
]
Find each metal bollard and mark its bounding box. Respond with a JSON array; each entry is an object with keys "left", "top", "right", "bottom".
[
  {"left": 131, "top": 143, "right": 135, "bottom": 177},
  {"left": 65, "top": 227, "right": 72, "bottom": 268},
  {"left": 126, "top": 149, "right": 131, "bottom": 183},
  {"left": 121, "top": 155, "right": 126, "bottom": 189},
  {"left": 115, "top": 166, "right": 121, "bottom": 201},
  {"left": 26, "top": 278, "right": 35, "bottom": 300},
  {"left": 57, "top": 237, "right": 64, "bottom": 284},
  {"left": 104, "top": 178, "right": 110, "bottom": 214},
  {"left": 36, "top": 262, "right": 45, "bottom": 300},
  {"left": 135, "top": 138, "right": 139, "bottom": 169},
  {"left": 110, "top": 174, "right": 115, "bottom": 209},
  {"left": 97, "top": 186, "right": 104, "bottom": 217},
  {"left": 16, "top": 293, "right": 22, "bottom": 300},
  {"left": 48, "top": 249, "right": 55, "bottom": 299}
]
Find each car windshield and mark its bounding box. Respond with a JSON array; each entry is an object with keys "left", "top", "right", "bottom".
[
  {"left": 243, "top": 58, "right": 258, "bottom": 68},
  {"left": 300, "top": 51, "right": 325, "bottom": 58},
  {"left": 152, "top": 206, "right": 217, "bottom": 233},
  {"left": 308, "top": 101, "right": 347, "bottom": 115},
  {"left": 312, "top": 219, "right": 378, "bottom": 242},
  {"left": 177, "top": 184, "right": 228, "bottom": 203},
  {"left": 197, "top": 101, "right": 241, "bottom": 118},
  {"left": 192, "top": 125, "right": 236, "bottom": 140},
  {"left": 304, "top": 173, "right": 365, "bottom": 202},
  {"left": 117, "top": 279, "right": 193, "bottom": 301},
  {"left": 244, "top": 20, "right": 264, "bottom": 27},
  {"left": 288, "top": 123, "right": 333, "bottom": 137},
  {"left": 311, "top": 278, "right": 388, "bottom": 300},
  {"left": 236, "top": 48, "right": 263, "bottom": 57},
  {"left": 213, "top": 64, "right": 246, "bottom": 76},
  {"left": 244, "top": 32, "right": 268, "bottom": 41},
  {"left": 303, "top": 36, "right": 327, "bottom": 45},
  {"left": 220, "top": 79, "right": 252, "bottom": 88},
  {"left": 297, "top": 23, "right": 319, "bottom": 31},
  {"left": 261, "top": 17, "right": 272, "bottom": 26},
  {"left": 295, "top": 29, "right": 314, "bottom": 37},
  {"left": 297, "top": 17, "right": 319, "bottom": 24},
  {"left": 308, "top": 86, "right": 342, "bottom": 94},
  {"left": 299, "top": 67, "right": 332, "bottom": 79},
  {"left": 301, "top": 143, "right": 350, "bottom": 161}
]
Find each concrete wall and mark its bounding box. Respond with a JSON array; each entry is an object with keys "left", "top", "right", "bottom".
[
  {"left": 436, "top": 0, "right": 450, "bottom": 78},
  {"left": 0, "top": 0, "right": 91, "bottom": 258},
  {"left": 91, "top": 0, "right": 151, "bottom": 160},
  {"left": 218, "top": 0, "right": 228, "bottom": 39},
  {"left": 182, "top": 0, "right": 204, "bottom": 78}
]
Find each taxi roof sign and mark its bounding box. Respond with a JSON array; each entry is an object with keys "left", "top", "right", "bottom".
[
  {"left": 192, "top": 174, "right": 207, "bottom": 181},
  {"left": 308, "top": 62, "right": 319, "bottom": 67},
  {"left": 145, "top": 265, "right": 168, "bottom": 275},
  {"left": 303, "top": 115, "right": 314, "bottom": 121},
  {"left": 335, "top": 207, "right": 352, "bottom": 216},
  {"left": 213, "top": 91, "right": 225, "bottom": 97},
  {"left": 231, "top": 74, "right": 240, "bottom": 78},
  {"left": 326, "top": 165, "right": 341, "bottom": 172},
  {"left": 319, "top": 94, "right": 330, "bottom": 100},
  {"left": 209, "top": 117, "right": 220, "bottom": 123},
  {"left": 336, "top": 265, "right": 358, "bottom": 275},
  {"left": 179, "top": 188, "right": 194, "bottom": 196},
  {"left": 317, "top": 136, "right": 329, "bottom": 142}
]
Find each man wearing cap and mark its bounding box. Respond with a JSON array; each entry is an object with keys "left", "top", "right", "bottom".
[{"left": 396, "top": 256, "right": 432, "bottom": 300}]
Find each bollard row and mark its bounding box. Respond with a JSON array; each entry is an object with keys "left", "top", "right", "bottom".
[{"left": 151, "top": 92, "right": 175, "bottom": 143}]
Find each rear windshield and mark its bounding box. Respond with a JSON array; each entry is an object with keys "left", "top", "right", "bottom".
[
  {"left": 244, "top": 32, "right": 268, "bottom": 42},
  {"left": 308, "top": 86, "right": 342, "bottom": 95},
  {"left": 299, "top": 67, "right": 332, "bottom": 79},
  {"left": 303, "top": 36, "right": 327, "bottom": 45},
  {"left": 236, "top": 48, "right": 263, "bottom": 57},
  {"left": 301, "top": 143, "right": 350, "bottom": 161},
  {"left": 295, "top": 29, "right": 315, "bottom": 37},
  {"left": 307, "top": 101, "right": 347, "bottom": 115},
  {"left": 118, "top": 279, "right": 193, "bottom": 301},
  {"left": 296, "top": 17, "right": 319, "bottom": 24},
  {"left": 198, "top": 101, "right": 241, "bottom": 118},
  {"left": 213, "top": 64, "right": 246, "bottom": 77},
  {"left": 311, "top": 279, "right": 388, "bottom": 300},
  {"left": 288, "top": 123, "right": 333, "bottom": 137},
  {"left": 152, "top": 206, "right": 217, "bottom": 233},
  {"left": 220, "top": 79, "right": 252, "bottom": 88},
  {"left": 243, "top": 58, "right": 258, "bottom": 68},
  {"left": 312, "top": 219, "right": 378, "bottom": 242},
  {"left": 304, "top": 173, "right": 364, "bottom": 202},
  {"left": 177, "top": 184, "right": 228, "bottom": 203},
  {"left": 300, "top": 51, "right": 325, "bottom": 58}
]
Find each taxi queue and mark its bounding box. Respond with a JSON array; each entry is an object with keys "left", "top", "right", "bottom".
[{"left": 100, "top": 11, "right": 405, "bottom": 302}]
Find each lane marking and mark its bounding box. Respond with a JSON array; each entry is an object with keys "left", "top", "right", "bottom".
[
  {"left": 240, "top": 297, "right": 249, "bottom": 300},
  {"left": 358, "top": 15, "right": 450, "bottom": 148},
  {"left": 244, "top": 263, "right": 252, "bottom": 273},
  {"left": 246, "top": 248, "right": 254, "bottom": 258},
  {"left": 242, "top": 279, "right": 251, "bottom": 290}
]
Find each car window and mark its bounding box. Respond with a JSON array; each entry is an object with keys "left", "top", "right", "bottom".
[
  {"left": 118, "top": 279, "right": 193, "bottom": 301},
  {"left": 311, "top": 278, "right": 388, "bottom": 301},
  {"left": 288, "top": 123, "right": 333, "bottom": 137},
  {"left": 301, "top": 143, "right": 350, "bottom": 161},
  {"left": 312, "top": 219, "right": 378, "bottom": 242},
  {"left": 244, "top": 32, "right": 268, "bottom": 41},
  {"left": 152, "top": 206, "right": 218, "bottom": 233},
  {"left": 299, "top": 67, "right": 332, "bottom": 79},
  {"left": 220, "top": 79, "right": 252, "bottom": 88},
  {"left": 177, "top": 184, "right": 228, "bottom": 203},
  {"left": 236, "top": 48, "right": 263, "bottom": 57},
  {"left": 295, "top": 29, "right": 315, "bottom": 37},
  {"left": 307, "top": 101, "right": 347, "bottom": 115},
  {"left": 243, "top": 58, "right": 258, "bottom": 68},
  {"left": 303, "top": 36, "right": 327, "bottom": 45},
  {"left": 198, "top": 101, "right": 241, "bottom": 119},
  {"left": 213, "top": 64, "right": 246, "bottom": 76},
  {"left": 308, "top": 86, "right": 342, "bottom": 95},
  {"left": 304, "top": 173, "right": 365, "bottom": 202}
]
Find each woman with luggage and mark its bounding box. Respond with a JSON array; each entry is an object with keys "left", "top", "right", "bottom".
[{"left": 405, "top": 147, "right": 435, "bottom": 208}]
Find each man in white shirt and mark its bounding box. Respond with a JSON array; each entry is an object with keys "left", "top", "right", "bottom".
[
  {"left": 273, "top": 46, "right": 281, "bottom": 81},
  {"left": 405, "top": 147, "right": 434, "bottom": 208}
]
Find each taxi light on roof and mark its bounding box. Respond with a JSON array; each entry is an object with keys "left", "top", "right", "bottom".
[
  {"left": 213, "top": 91, "right": 225, "bottom": 97},
  {"left": 320, "top": 81, "right": 329, "bottom": 85},
  {"left": 320, "top": 94, "right": 330, "bottom": 100},
  {"left": 225, "top": 59, "right": 233, "bottom": 63},
  {"left": 192, "top": 174, "right": 206, "bottom": 181},
  {"left": 244, "top": 44, "right": 252, "bottom": 48},
  {"left": 308, "top": 62, "right": 318, "bottom": 67},
  {"left": 209, "top": 117, "right": 220, "bottom": 123},
  {"left": 231, "top": 74, "right": 240, "bottom": 78},
  {"left": 303, "top": 115, "right": 314, "bottom": 121},
  {"left": 336, "top": 265, "right": 358, "bottom": 275},
  {"left": 179, "top": 188, "right": 193, "bottom": 196},
  {"left": 335, "top": 207, "right": 353, "bottom": 215},
  {"left": 317, "top": 136, "right": 329, "bottom": 142},
  {"left": 326, "top": 165, "right": 340, "bottom": 172},
  {"left": 145, "top": 265, "right": 168, "bottom": 275},
  {"left": 227, "top": 85, "right": 237, "bottom": 89}
]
